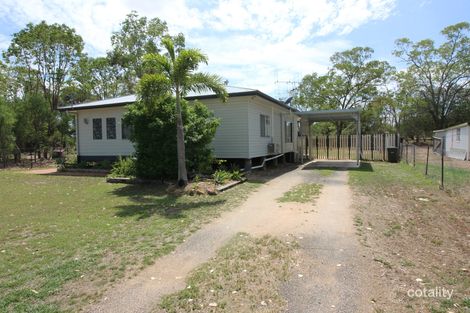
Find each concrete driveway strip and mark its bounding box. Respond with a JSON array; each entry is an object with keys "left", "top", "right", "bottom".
[{"left": 282, "top": 170, "right": 371, "bottom": 313}]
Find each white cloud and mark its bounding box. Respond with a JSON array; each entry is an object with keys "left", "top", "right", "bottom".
[
  {"left": 0, "top": 0, "right": 396, "bottom": 96},
  {"left": 0, "top": 34, "right": 10, "bottom": 51}
]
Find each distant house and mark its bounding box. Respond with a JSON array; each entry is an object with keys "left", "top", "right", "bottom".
[
  {"left": 59, "top": 87, "right": 300, "bottom": 169},
  {"left": 433, "top": 122, "right": 470, "bottom": 160}
]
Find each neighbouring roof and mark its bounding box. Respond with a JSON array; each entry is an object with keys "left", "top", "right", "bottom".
[
  {"left": 58, "top": 86, "right": 296, "bottom": 112},
  {"left": 433, "top": 122, "right": 469, "bottom": 133}
]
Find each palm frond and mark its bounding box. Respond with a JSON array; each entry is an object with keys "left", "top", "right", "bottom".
[
  {"left": 185, "top": 72, "right": 228, "bottom": 102},
  {"left": 138, "top": 73, "right": 171, "bottom": 105},
  {"left": 142, "top": 53, "right": 172, "bottom": 77},
  {"left": 174, "top": 49, "right": 208, "bottom": 80},
  {"left": 161, "top": 37, "right": 175, "bottom": 62}
]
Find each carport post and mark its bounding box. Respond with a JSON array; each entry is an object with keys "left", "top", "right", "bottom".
[{"left": 356, "top": 114, "right": 361, "bottom": 166}]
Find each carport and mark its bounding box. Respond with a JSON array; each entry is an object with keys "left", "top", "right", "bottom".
[{"left": 298, "top": 109, "right": 361, "bottom": 167}]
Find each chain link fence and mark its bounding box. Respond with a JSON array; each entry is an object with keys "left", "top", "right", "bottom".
[{"left": 401, "top": 140, "right": 470, "bottom": 190}]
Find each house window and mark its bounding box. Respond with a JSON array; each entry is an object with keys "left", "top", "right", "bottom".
[
  {"left": 260, "top": 114, "right": 271, "bottom": 137},
  {"left": 456, "top": 128, "right": 461, "bottom": 142},
  {"left": 92, "top": 118, "right": 102, "bottom": 140},
  {"left": 106, "top": 118, "right": 116, "bottom": 139},
  {"left": 121, "top": 119, "right": 132, "bottom": 140},
  {"left": 285, "top": 121, "right": 293, "bottom": 143}
]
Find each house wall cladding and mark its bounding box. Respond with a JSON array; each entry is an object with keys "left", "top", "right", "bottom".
[
  {"left": 75, "top": 94, "right": 299, "bottom": 161},
  {"left": 77, "top": 106, "right": 134, "bottom": 157},
  {"left": 202, "top": 97, "right": 250, "bottom": 159},
  {"left": 248, "top": 97, "right": 297, "bottom": 158},
  {"left": 434, "top": 125, "right": 469, "bottom": 159}
]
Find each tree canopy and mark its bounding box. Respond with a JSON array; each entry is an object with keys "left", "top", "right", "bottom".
[
  {"left": 109, "top": 11, "right": 169, "bottom": 93},
  {"left": 296, "top": 47, "right": 393, "bottom": 134},
  {"left": 4, "top": 21, "right": 84, "bottom": 110},
  {"left": 394, "top": 22, "right": 470, "bottom": 129}
]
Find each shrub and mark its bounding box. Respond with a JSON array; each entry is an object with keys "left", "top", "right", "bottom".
[
  {"left": 110, "top": 157, "right": 136, "bottom": 178},
  {"left": 230, "top": 170, "right": 243, "bottom": 181},
  {"left": 212, "top": 170, "right": 244, "bottom": 184},
  {"left": 125, "top": 97, "right": 219, "bottom": 180},
  {"left": 97, "top": 159, "right": 112, "bottom": 169},
  {"left": 213, "top": 170, "right": 231, "bottom": 184},
  {"left": 0, "top": 99, "right": 16, "bottom": 166}
]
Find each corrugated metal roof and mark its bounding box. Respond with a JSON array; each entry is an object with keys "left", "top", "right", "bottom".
[
  {"left": 60, "top": 95, "right": 137, "bottom": 110},
  {"left": 433, "top": 122, "right": 469, "bottom": 133},
  {"left": 298, "top": 108, "right": 361, "bottom": 121},
  {"left": 186, "top": 86, "right": 256, "bottom": 97},
  {"left": 58, "top": 86, "right": 295, "bottom": 111}
]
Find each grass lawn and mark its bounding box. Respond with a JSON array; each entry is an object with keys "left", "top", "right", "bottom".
[
  {"left": 349, "top": 162, "right": 470, "bottom": 313},
  {"left": 0, "top": 171, "right": 259, "bottom": 312},
  {"left": 277, "top": 183, "right": 322, "bottom": 203},
  {"left": 159, "top": 233, "right": 296, "bottom": 313}
]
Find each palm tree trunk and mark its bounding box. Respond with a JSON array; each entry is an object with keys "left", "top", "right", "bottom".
[{"left": 175, "top": 86, "right": 188, "bottom": 186}]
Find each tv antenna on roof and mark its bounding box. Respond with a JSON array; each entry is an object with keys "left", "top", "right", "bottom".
[{"left": 274, "top": 79, "right": 300, "bottom": 101}]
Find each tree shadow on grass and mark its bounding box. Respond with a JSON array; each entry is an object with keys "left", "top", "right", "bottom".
[
  {"left": 110, "top": 184, "right": 227, "bottom": 220},
  {"left": 110, "top": 183, "right": 169, "bottom": 204}
]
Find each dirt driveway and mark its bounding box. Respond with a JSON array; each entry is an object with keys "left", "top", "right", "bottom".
[{"left": 86, "top": 163, "right": 372, "bottom": 313}]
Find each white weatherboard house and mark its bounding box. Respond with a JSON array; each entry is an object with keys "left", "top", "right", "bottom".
[
  {"left": 59, "top": 87, "right": 300, "bottom": 169},
  {"left": 433, "top": 122, "right": 470, "bottom": 160}
]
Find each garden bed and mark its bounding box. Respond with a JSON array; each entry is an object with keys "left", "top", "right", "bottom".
[{"left": 107, "top": 177, "right": 246, "bottom": 195}]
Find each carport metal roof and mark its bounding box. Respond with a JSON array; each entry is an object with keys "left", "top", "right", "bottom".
[
  {"left": 297, "top": 108, "right": 361, "bottom": 122},
  {"left": 297, "top": 108, "right": 361, "bottom": 166}
]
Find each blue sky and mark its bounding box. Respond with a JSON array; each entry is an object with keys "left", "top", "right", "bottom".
[{"left": 0, "top": 0, "right": 468, "bottom": 99}]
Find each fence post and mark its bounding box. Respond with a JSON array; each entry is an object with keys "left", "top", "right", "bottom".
[
  {"left": 413, "top": 145, "right": 416, "bottom": 167},
  {"left": 425, "top": 144, "right": 430, "bottom": 175},
  {"left": 383, "top": 134, "right": 386, "bottom": 161},
  {"left": 440, "top": 136, "right": 445, "bottom": 190},
  {"left": 348, "top": 135, "right": 351, "bottom": 159},
  {"left": 316, "top": 136, "right": 319, "bottom": 159},
  {"left": 405, "top": 144, "right": 409, "bottom": 164},
  {"left": 371, "top": 134, "right": 374, "bottom": 160},
  {"left": 337, "top": 135, "right": 340, "bottom": 160},
  {"left": 326, "top": 135, "right": 329, "bottom": 159}
]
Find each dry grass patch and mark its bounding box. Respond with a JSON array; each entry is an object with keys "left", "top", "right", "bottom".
[
  {"left": 159, "top": 233, "right": 297, "bottom": 313},
  {"left": 350, "top": 162, "right": 470, "bottom": 313}
]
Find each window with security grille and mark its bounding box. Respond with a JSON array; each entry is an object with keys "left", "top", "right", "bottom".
[
  {"left": 92, "top": 118, "right": 102, "bottom": 140},
  {"left": 106, "top": 118, "right": 116, "bottom": 140}
]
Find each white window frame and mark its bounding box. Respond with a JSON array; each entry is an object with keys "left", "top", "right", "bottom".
[
  {"left": 285, "top": 121, "right": 293, "bottom": 143},
  {"left": 260, "top": 114, "right": 271, "bottom": 137}
]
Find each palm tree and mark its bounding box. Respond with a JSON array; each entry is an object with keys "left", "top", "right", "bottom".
[{"left": 142, "top": 36, "right": 227, "bottom": 186}]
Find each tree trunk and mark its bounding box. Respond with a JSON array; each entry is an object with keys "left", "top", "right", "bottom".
[{"left": 175, "top": 87, "right": 188, "bottom": 187}]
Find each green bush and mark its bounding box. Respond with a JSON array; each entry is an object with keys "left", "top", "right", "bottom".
[
  {"left": 213, "top": 170, "right": 232, "bottom": 184},
  {"left": 212, "top": 169, "right": 244, "bottom": 184},
  {"left": 97, "top": 159, "right": 112, "bottom": 169},
  {"left": 77, "top": 160, "right": 88, "bottom": 168},
  {"left": 110, "top": 157, "right": 136, "bottom": 178},
  {"left": 0, "top": 99, "right": 16, "bottom": 166},
  {"left": 230, "top": 170, "right": 243, "bottom": 181},
  {"left": 125, "top": 97, "right": 219, "bottom": 180}
]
